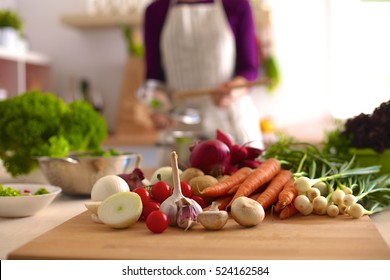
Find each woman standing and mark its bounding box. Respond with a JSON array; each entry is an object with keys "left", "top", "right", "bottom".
[{"left": 142, "top": 0, "right": 263, "bottom": 147}]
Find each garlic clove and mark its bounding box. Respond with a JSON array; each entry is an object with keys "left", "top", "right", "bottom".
[
  {"left": 160, "top": 197, "right": 178, "bottom": 226},
  {"left": 176, "top": 201, "right": 199, "bottom": 230}
]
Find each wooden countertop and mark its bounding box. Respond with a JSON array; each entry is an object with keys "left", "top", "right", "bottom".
[{"left": 5, "top": 201, "right": 390, "bottom": 260}]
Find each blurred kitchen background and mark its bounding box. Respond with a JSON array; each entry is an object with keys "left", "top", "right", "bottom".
[{"left": 1, "top": 0, "right": 390, "bottom": 144}]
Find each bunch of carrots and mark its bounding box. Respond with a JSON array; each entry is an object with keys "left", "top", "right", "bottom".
[{"left": 201, "top": 158, "right": 299, "bottom": 219}]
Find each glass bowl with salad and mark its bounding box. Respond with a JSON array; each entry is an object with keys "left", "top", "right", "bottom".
[{"left": 0, "top": 184, "right": 61, "bottom": 218}]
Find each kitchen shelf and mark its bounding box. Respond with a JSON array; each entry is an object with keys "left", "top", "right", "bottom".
[
  {"left": 0, "top": 47, "right": 50, "bottom": 65},
  {"left": 60, "top": 13, "right": 143, "bottom": 29},
  {"left": 0, "top": 46, "right": 51, "bottom": 97}
]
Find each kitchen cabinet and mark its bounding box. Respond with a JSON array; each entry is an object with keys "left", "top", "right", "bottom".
[{"left": 0, "top": 46, "right": 51, "bottom": 98}]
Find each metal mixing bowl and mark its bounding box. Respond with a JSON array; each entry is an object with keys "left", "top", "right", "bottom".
[{"left": 36, "top": 152, "right": 142, "bottom": 196}]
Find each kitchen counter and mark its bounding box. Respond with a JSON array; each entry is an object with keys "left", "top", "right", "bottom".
[
  {"left": 0, "top": 194, "right": 88, "bottom": 260},
  {"left": 1, "top": 131, "right": 390, "bottom": 260},
  {"left": 1, "top": 189, "right": 390, "bottom": 260},
  {"left": 0, "top": 145, "right": 162, "bottom": 260}
]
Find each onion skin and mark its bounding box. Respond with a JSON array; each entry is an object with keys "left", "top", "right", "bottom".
[
  {"left": 189, "top": 139, "right": 231, "bottom": 177},
  {"left": 117, "top": 168, "right": 145, "bottom": 191}
]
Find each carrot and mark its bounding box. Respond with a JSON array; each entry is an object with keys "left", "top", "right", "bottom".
[
  {"left": 249, "top": 192, "right": 261, "bottom": 200},
  {"left": 256, "top": 169, "right": 293, "bottom": 211},
  {"left": 279, "top": 204, "right": 299, "bottom": 219},
  {"left": 227, "top": 158, "right": 281, "bottom": 208},
  {"left": 201, "top": 167, "right": 253, "bottom": 197},
  {"left": 227, "top": 184, "right": 240, "bottom": 195},
  {"left": 274, "top": 201, "right": 285, "bottom": 213},
  {"left": 203, "top": 195, "right": 234, "bottom": 211},
  {"left": 274, "top": 178, "right": 298, "bottom": 213}
]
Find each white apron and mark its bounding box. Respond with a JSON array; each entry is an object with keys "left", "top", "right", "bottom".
[{"left": 160, "top": 0, "right": 263, "bottom": 147}]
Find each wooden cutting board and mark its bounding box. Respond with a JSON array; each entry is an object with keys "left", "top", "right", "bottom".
[{"left": 8, "top": 211, "right": 390, "bottom": 260}]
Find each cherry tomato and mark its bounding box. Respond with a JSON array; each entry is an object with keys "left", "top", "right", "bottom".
[
  {"left": 133, "top": 187, "right": 150, "bottom": 205},
  {"left": 191, "top": 195, "right": 206, "bottom": 209},
  {"left": 151, "top": 181, "right": 171, "bottom": 203},
  {"left": 142, "top": 200, "right": 160, "bottom": 219},
  {"left": 146, "top": 210, "right": 169, "bottom": 233},
  {"left": 180, "top": 181, "right": 193, "bottom": 197}
]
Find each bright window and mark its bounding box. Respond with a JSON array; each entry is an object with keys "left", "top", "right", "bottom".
[{"left": 328, "top": 0, "right": 390, "bottom": 118}]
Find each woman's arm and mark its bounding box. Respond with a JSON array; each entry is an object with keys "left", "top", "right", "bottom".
[
  {"left": 227, "top": 0, "right": 259, "bottom": 81},
  {"left": 143, "top": 0, "right": 170, "bottom": 81}
]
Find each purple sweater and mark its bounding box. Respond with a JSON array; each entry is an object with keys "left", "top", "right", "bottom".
[{"left": 143, "top": 0, "right": 259, "bottom": 83}]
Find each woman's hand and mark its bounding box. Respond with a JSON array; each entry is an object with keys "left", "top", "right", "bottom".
[
  {"left": 150, "top": 112, "right": 175, "bottom": 130},
  {"left": 211, "top": 76, "right": 249, "bottom": 108}
]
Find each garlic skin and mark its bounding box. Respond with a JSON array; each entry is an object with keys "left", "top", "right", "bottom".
[{"left": 159, "top": 151, "right": 202, "bottom": 228}]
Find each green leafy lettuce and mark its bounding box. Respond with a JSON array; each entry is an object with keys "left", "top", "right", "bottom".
[{"left": 0, "top": 91, "right": 107, "bottom": 176}]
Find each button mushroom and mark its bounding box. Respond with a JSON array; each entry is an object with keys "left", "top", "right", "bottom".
[{"left": 197, "top": 201, "right": 229, "bottom": 230}]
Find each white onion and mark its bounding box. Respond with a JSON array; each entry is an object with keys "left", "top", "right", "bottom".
[
  {"left": 327, "top": 204, "right": 339, "bottom": 217},
  {"left": 343, "top": 194, "right": 357, "bottom": 206},
  {"left": 294, "top": 194, "right": 311, "bottom": 213},
  {"left": 331, "top": 189, "right": 345, "bottom": 205},
  {"left": 91, "top": 175, "right": 130, "bottom": 201},
  {"left": 150, "top": 166, "right": 182, "bottom": 188},
  {"left": 294, "top": 177, "right": 313, "bottom": 193}
]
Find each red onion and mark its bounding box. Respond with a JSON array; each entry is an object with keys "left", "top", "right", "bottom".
[
  {"left": 189, "top": 139, "right": 230, "bottom": 177},
  {"left": 244, "top": 146, "right": 264, "bottom": 160},
  {"left": 216, "top": 129, "right": 234, "bottom": 149},
  {"left": 117, "top": 168, "right": 145, "bottom": 191},
  {"left": 229, "top": 144, "right": 249, "bottom": 165},
  {"left": 239, "top": 159, "right": 262, "bottom": 169}
]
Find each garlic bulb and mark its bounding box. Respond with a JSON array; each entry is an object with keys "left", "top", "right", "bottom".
[{"left": 159, "top": 151, "right": 202, "bottom": 229}]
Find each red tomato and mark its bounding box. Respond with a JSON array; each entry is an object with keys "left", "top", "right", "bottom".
[
  {"left": 191, "top": 195, "right": 206, "bottom": 209},
  {"left": 133, "top": 187, "right": 150, "bottom": 205},
  {"left": 151, "top": 181, "right": 171, "bottom": 203},
  {"left": 142, "top": 200, "right": 160, "bottom": 219},
  {"left": 180, "top": 181, "right": 193, "bottom": 197},
  {"left": 146, "top": 210, "right": 169, "bottom": 233}
]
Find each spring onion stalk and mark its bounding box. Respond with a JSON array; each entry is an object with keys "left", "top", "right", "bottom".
[{"left": 264, "top": 138, "right": 390, "bottom": 216}]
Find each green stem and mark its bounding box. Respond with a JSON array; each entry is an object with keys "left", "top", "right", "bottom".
[{"left": 297, "top": 153, "right": 307, "bottom": 174}]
